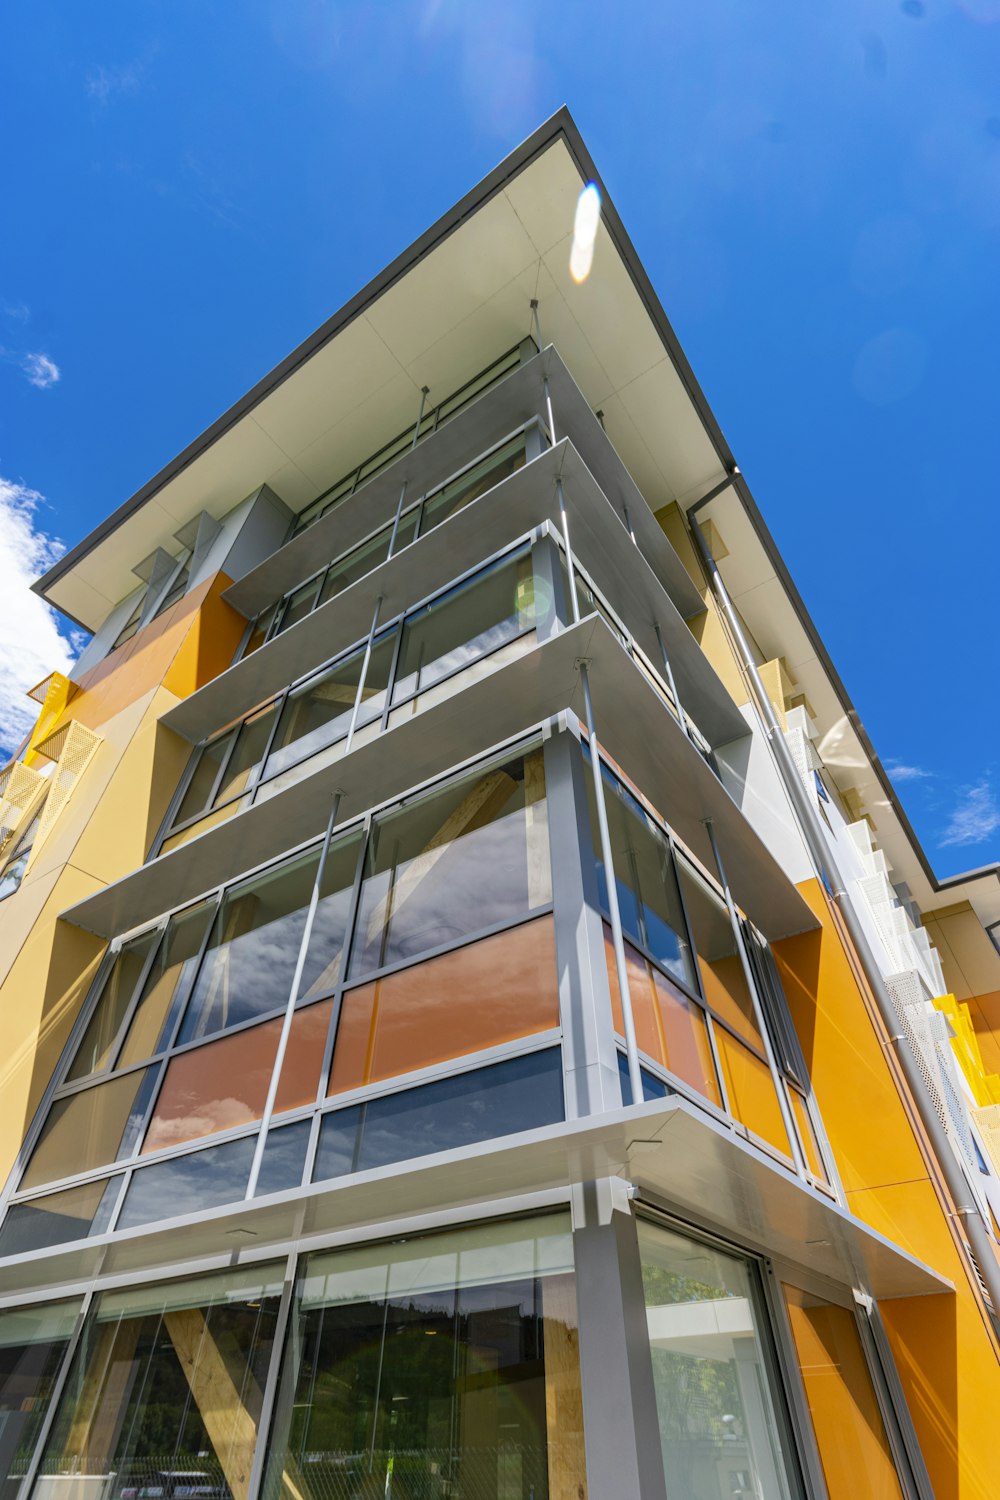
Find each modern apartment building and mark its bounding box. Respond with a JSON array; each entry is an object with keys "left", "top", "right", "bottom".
[{"left": 2, "top": 108, "right": 1000, "bottom": 1500}]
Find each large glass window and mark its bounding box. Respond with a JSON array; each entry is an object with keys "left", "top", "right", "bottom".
[
  {"left": 261, "top": 1214, "right": 584, "bottom": 1500},
  {"left": 0, "top": 1178, "right": 120, "bottom": 1257},
  {"left": 350, "top": 751, "right": 550, "bottom": 978},
  {"left": 30, "top": 1266, "right": 283, "bottom": 1497},
  {"left": 638, "top": 1219, "right": 795, "bottom": 1500},
  {"left": 782, "top": 1285, "right": 904, "bottom": 1500},
  {"left": 388, "top": 548, "right": 536, "bottom": 723},
  {"left": 677, "top": 864, "right": 793, "bottom": 1160},
  {"left": 167, "top": 542, "right": 546, "bottom": 856},
  {"left": 67, "top": 930, "right": 159, "bottom": 1081},
  {"left": 0, "top": 1300, "right": 80, "bottom": 1500},
  {"left": 20, "top": 1070, "right": 154, "bottom": 1192},
  {"left": 178, "top": 852, "right": 319, "bottom": 1045},
  {"left": 329, "top": 918, "right": 558, "bottom": 1094},
  {"left": 316, "top": 1049, "right": 564, "bottom": 1180},
  {"left": 587, "top": 764, "right": 697, "bottom": 990}
]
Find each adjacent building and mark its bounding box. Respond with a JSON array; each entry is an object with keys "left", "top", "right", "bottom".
[{"left": 1, "top": 108, "right": 999, "bottom": 1500}]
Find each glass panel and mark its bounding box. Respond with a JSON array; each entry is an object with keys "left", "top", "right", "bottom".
[
  {"left": 678, "top": 863, "right": 764, "bottom": 1050},
  {"left": 605, "top": 929, "right": 722, "bottom": 1106},
  {"left": 240, "top": 601, "right": 278, "bottom": 660},
  {"left": 261, "top": 1214, "right": 584, "bottom": 1500},
  {"left": 264, "top": 633, "right": 395, "bottom": 781},
  {"left": 0, "top": 1178, "right": 119, "bottom": 1257},
  {"left": 315, "top": 1049, "right": 563, "bottom": 1180},
  {"left": 32, "top": 1264, "right": 280, "bottom": 1494},
  {"left": 782, "top": 1285, "right": 904, "bottom": 1500},
  {"left": 350, "top": 751, "right": 550, "bottom": 978},
  {"left": 275, "top": 999, "right": 333, "bottom": 1113},
  {"left": 117, "top": 1136, "right": 257, "bottom": 1231},
  {"left": 789, "top": 1090, "right": 828, "bottom": 1182},
  {"left": 315, "top": 523, "right": 393, "bottom": 608},
  {"left": 0, "top": 1301, "right": 81, "bottom": 1500},
  {"left": 211, "top": 702, "right": 277, "bottom": 806},
  {"left": 179, "top": 851, "right": 319, "bottom": 1046},
  {"left": 418, "top": 435, "right": 526, "bottom": 536},
  {"left": 638, "top": 1219, "right": 793, "bottom": 1500},
  {"left": 21, "top": 1072, "right": 153, "bottom": 1191},
  {"left": 330, "top": 917, "right": 558, "bottom": 1094},
  {"left": 273, "top": 575, "right": 321, "bottom": 637},
  {"left": 391, "top": 550, "right": 535, "bottom": 708},
  {"left": 143, "top": 1019, "right": 285, "bottom": 1154},
  {"left": 117, "top": 901, "right": 215, "bottom": 1068},
  {"left": 253, "top": 1120, "right": 311, "bottom": 1198},
  {"left": 617, "top": 1052, "right": 670, "bottom": 1106},
  {"left": 68, "top": 932, "right": 158, "bottom": 1081},
  {"left": 586, "top": 762, "right": 697, "bottom": 989},
  {"left": 715, "top": 1029, "right": 793, "bottom": 1159},
  {"left": 172, "top": 731, "right": 234, "bottom": 829},
  {"left": 297, "top": 832, "right": 362, "bottom": 1001}
]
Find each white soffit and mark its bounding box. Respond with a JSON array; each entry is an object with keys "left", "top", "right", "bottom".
[{"left": 40, "top": 134, "right": 724, "bottom": 629}]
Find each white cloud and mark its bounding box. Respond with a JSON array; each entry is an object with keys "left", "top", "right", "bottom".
[
  {"left": 86, "top": 58, "right": 145, "bottom": 106},
  {"left": 21, "top": 353, "right": 60, "bottom": 389},
  {"left": 0, "top": 478, "right": 78, "bottom": 756},
  {"left": 940, "top": 781, "right": 1000, "bottom": 848},
  {"left": 885, "top": 759, "right": 931, "bottom": 781}
]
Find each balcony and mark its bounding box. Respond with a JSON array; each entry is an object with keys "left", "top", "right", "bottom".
[
  {"left": 221, "top": 343, "right": 704, "bottom": 626},
  {"left": 163, "top": 438, "right": 744, "bottom": 753},
  {"left": 63, "top": 614, "right": 815, "bottom": 944}
]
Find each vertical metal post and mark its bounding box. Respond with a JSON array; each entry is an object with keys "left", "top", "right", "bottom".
[
  {"left": 246, "top": 796, "right": 343, "bottom": 1199},
  {"left": 580, "top": 665, "right": 644, "bottom": 1111},
  {"left": 344, "top": 595, "right": 384, "bottom": 754},
  {"left": 572, "top": 1178, "right": 668, "bottom": 1499},
  {"left": 388, "top": 386, "right": 429, "bottom": 558},
  {"left": 543, "top": 730, "right": 624, "bottom": 1118},
  {"left": 245, "top": 1253, "right": 300, "bottom": 1500},
  {"left": 529, "top": 297, "right": 543, "bottom": 350},
  {"left": 559, "top": 469, "right": 642, "bottom": 1106},
  {"left": 555, "top": 479, "right": 580, "bottom": 624},
  {"left": 16, "top": 1289, "right": 95, "bottom": 1500},
  {"left": 652, "top": 621, "right": 691, "bottom": 740},
  {"left": 703, "top": 817, "right": 807, "bottom": 1175}
]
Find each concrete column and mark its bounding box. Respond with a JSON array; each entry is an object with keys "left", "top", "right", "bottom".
[{"left": 572, "top": 1178, "right": 667, "bottom": 1500}]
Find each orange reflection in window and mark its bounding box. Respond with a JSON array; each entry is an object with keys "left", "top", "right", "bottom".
[
  {"left": 696, "top": 950, "right": 763, "bottom": 1050},
  {"left": 789, "top": 1088, "right": 828, "bottom": 1182},
  {"left": 783, "top": 1286, "right": 905, "bottom": 1500},
  {"left": 143, "top": 999, "right": 335, "bottom": 1154},
  {"left": 276, "top": 1000, "right": 332, "bottom": 1113},
  {"left": 715, "top": 1028, "right": 792, "bottom": 1160},
  {"left": 605, "top": 930, "right": 721, "bottom": 1106},
  {"left": 328, "top": 917, "right": 558, "bottom": 1095},
  {"left": 143, "top": 1020, "right": 281, "bottom": 1153}
]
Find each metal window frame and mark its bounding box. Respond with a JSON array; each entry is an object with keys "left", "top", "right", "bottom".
[{"left": 3, "top": 733, "right": 561, "bottom": 1225}]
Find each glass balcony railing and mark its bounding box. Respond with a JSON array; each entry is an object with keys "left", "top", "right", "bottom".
[
  {"left": 288, "top": 340, "right": 532, "bottom": 540},
  {"left": 156, "top": 543, "right": 545, "bottom": 857},
  {"left": 238, "top": 428, "right": 536, "bottom": 662}
]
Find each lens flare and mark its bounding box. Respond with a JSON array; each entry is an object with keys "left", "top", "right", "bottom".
[{"left": 569, "top": 182, "right": 601, "bottom": 284}]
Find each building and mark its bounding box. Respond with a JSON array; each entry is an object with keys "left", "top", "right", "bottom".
[{"left": 1, "top": 107, "right": 999, "bottom": 1500}]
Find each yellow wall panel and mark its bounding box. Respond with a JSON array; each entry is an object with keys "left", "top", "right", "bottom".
[{"left": 773, "top": 880, "right": 928, "bottom": 1195}]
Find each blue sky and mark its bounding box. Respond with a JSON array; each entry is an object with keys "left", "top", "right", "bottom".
[{"left": 0, "top": 0, "right": 998, "bottom": 875}]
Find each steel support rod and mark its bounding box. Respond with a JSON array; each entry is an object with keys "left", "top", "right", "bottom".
[
  {"left": 580, "top": 662, "right": 645, "bottom": 1110},
  {"left": 388, "top": 385, "right": 429, "bottom": 558},
  {"left": 556, "top": 478, "right": 580, "bottom": 624},
  {"left": 344, "top": 594, "right": 384, "bottom": 754},
  {"left": 653, "top": 621, "right": 690, "bottom": 740},
  {"left": 245, "top": 794, "right": 343, "bottom": 1199},
  {"left": 688, "top": 505, "right": 1000, "bottom": 1329}
]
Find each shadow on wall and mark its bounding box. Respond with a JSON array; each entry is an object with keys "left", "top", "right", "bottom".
[{"left": 5, "top": 919, "right": 104, "bottom": 1189}]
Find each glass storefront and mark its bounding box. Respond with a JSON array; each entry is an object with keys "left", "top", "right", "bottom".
[{"left": 261, "top": 1215, "right": 583, "bottom": 1500}]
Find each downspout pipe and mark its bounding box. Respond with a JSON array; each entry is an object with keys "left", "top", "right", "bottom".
[{"left": 687, "top": 494, "right": 1000, "bottom": 1327}]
